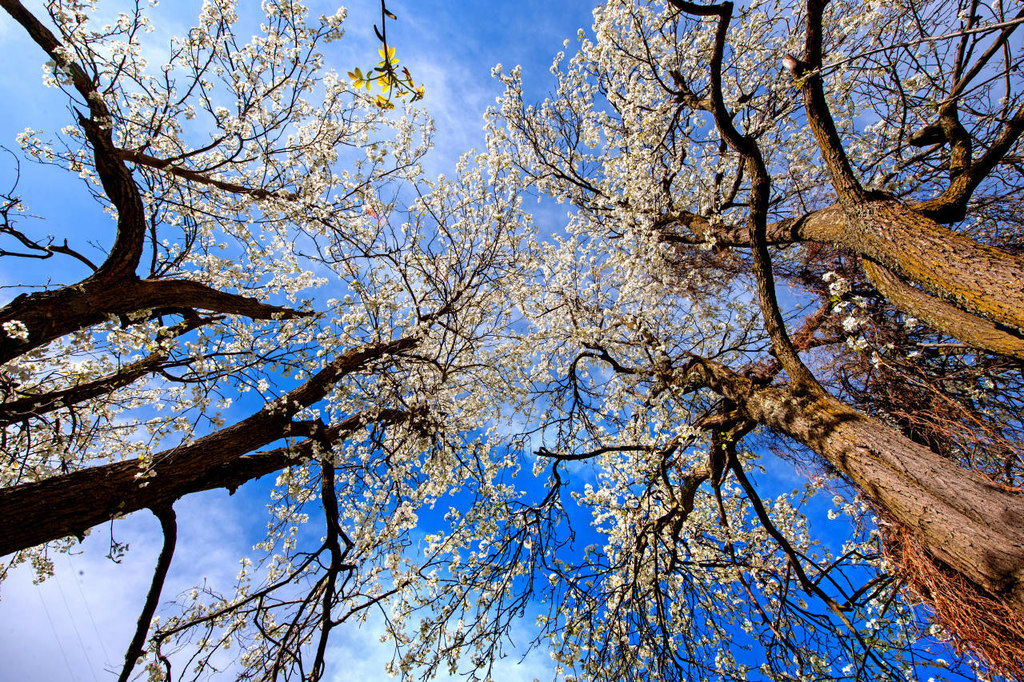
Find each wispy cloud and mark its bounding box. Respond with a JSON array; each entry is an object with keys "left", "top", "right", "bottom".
[
  {"left": 0, "top": 489, "right": 252, "bottom": 680},
  {"left": 0, "top": 1, "right": 597, "bottom": 679}
]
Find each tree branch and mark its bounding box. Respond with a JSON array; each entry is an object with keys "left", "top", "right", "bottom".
[
  {"left": 913, "top": 103, "right": 1024, "bottom": 223},
  {"left": 118, "top": 504, "right": 176, "bottom": 682},
  {"left": 0, "top": 276, "right": 310, "bottom": 364},
  {"left": 787, "top": 0, "right": 867, "bottom": 204},
  {"left": 310, "top": 442, "right": 345, "bottom": 681},
  {"left": 861, "top": 259, "right": 1024, "bottom": 360},
  {"left": 0, "top": 224, "right": 99, "bottom": 271},
  {"left": 1, "top": 0, "right": 150, "bottom": 280},
  {"left": 669, "top": 0, "right": 819, "bottom": 387},
  {"left": 0, "top": 337, "right": 418, "bottom": 556},
  {"left": 660, "top": 200, "right": 1024, "bottom": 350},
  {"left": 0, "top": 315, "right": 212, "bottom": 425},
  {"left": 121, "top": 149, "right": 300, "bottom": 201}
]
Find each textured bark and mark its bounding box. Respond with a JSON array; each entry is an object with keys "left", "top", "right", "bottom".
[
  {"left": 693, "top": 360, "right": 1024, "bottom": 613},
  {"left": 0, "top": 338, "right": 416, "bottom": 556},
  {"left": 781, "top": 0, "right": 1024, "bottom": 339},
  {"left": 666, "top": 202, "right": 1024, "bottom": 353},
  {"left": 844, "top": 199, "right": 1024, "bottom": 336},
  {"left": 0, "top": 409, "right": 407, "bottom": 557},
  {"left": 0, "top": 428, "right": 298, "bottom": 557},
  {"left": 0, "top": 277, "right": 310, "bottom": 364},
  {"left": 662, "top": 204, "right": 847, "bottom": 247},
  {"left": 862, "top": 259, "right": 1024, "bottom": 360}
]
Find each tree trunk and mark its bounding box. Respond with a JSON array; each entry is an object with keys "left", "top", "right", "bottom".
[
  {"left": 845, "top": 200, "right": 1024, "bottom": 337},
  {"left": 696, "top": 361, "right": 1024, "bottom": 613}
]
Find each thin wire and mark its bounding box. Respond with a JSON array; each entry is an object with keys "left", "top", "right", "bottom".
[
  {"left": 35, "top": 583, "right": 78, "bottom": 680},
  {"left": 54, "top": 570, "right": 102, "bottom": 682},
  {"left": 65, "top": 553, "right": 114, "bottom": 667}
]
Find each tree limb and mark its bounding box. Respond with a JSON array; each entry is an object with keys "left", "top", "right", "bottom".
[
  {"left": 0, "top": 315, "right": 213, "bottom": 425},
  {"left": 913, "top": 103, "right": 1024, "bottom": 223},
  {"left": 0, "top": 277, "right": 311, "bottom": 364},
  {"left": 117, "top": 504, "right": 176, "bottom": 682},
  {"left": 789, "top": 0, "right": 868, "bottom": 205},
  {"left": 121, "top": 149, "right": 300, "bottom": 201},
  {"left": 0, "top": 337, "right": 417, "bottom": 555},
  {"left": 861, "top": 259, "right": 1024, "bottom": 360},
  {"left": 670, "top": 0, "right": 819, "bottom": 388}
]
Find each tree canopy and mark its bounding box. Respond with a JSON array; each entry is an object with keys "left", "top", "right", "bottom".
[{"left": 1, "top": 0, "right": 1023, "bottom": 680}]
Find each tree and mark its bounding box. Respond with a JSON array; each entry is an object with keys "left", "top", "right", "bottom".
[
  {"left": 2, "top": 0, "right": 1023, "bottom": 681},
  {"left": 482, "top": 0, "right": 1024, "bottom": 678},
  {"left": 0, "top": 0, "right": 527, "bottom": 679}
]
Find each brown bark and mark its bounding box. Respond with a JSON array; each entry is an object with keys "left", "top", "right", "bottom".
[
  {"left": 862, "top": 259, "right": 1024, "bottom": 360},
  {"left": 844, "top": 199, "right": 1024, "bottom": 336},
  {"left": 0, "top": 337, "right": 417, "bottom": 556},
  {"left": 660, "top": 204, "right": 848, "bottom": 247},
  {"left": 664, "top": 203, "right": 1024, "bottom": 354},
  {"left": 776, "top": 0, "right": 1024, "bottom": 339},
  {"left": 0, "top": 352, "right": 168, "bottom": 425},
  {"left": 0, "top": 409, "right": 408, "bottom": 557},
  {"left": 0, "top": 277, "right": 311, "bottom": 365},
  {"left": 797, "top": 0, "right": 869, "bottom": 206},
  {"left": 690, "top": 359, "right": 1024, "bottom": 613}
]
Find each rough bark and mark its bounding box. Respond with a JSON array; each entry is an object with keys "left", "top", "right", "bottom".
[
  {"left": 665, "top": 203, "right": 1024, "bottom": 355},
  {"left": 0, "top": 409, "right": 407, "bottom": 557},
  {"left": 844, "top": 199, "right": 1024, "bottom": 337},
  {"left": 778, "top": 0, "right": 1024, "bottom": 339},
  {"left": 691, "top": 359, "right": 1024, "bottom": 613},
  {"left": 0, "top": 277, "right": 311, "bottom": 364},
  {"left": 0, "top": 337, "right": 417, "bottom": 556},
  {"left": 861, "top": 259, "right": 1024, "bottom": 360}
]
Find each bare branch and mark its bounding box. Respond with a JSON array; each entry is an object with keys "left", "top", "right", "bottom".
[
  {"left": 787, "top": 0, "right": 868, "bottom": 204},
  {"left": 118, "top": 504, "right": 176, "bottom": 682}
]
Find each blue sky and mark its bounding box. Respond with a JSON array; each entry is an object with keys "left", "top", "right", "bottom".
[{"left": 0, "top": 1, "right": 595, "bottom": 680}]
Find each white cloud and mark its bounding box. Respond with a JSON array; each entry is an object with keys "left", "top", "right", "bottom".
[
  {"left": 0, "top": 488, "right": 252, "bottom": 681},
  {"left": 323, "top": 607, "right": 554, "bottom": 682}
]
